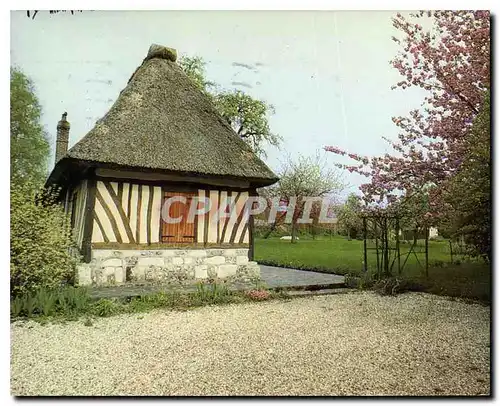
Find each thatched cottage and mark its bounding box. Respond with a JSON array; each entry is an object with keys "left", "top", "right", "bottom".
[{"left": 46, "top": 44, "right": 278, "bottom": 286}]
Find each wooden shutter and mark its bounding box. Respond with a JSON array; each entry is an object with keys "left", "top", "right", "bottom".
[{"left": 161, "top": 191, "right": 197, "bottom": 243}]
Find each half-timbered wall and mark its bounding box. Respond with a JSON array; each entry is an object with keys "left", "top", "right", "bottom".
[
  {"left": 92, "top": 181, "right": 162, "bottom": 244},
  {"left": 91, "top": 180, "right": 250, "bottom": 246},
  {"left": 199, "top": 190, "right": 250, "bottom": 245},
  {"left": 67, "top": 179, "right": 88, "bottom": 249}
]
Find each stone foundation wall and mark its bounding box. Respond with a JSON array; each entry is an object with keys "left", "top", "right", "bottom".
[{"left": 77, "top": 248, "right": 259, "bottom": 287}]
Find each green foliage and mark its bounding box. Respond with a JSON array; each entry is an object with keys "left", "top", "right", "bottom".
[
  {"left": 10, "top": 66, "right": 79, "bottom": 296},
  {"left": 10, "top": 182, "right": 79, "bottom": 296},
  {"left": 274, "top": 153, "right": 344, "bottom": 198},
  {"left": 90, "top": 299, "right": 120, "bottom": 317},
  {"left": 395, "top": 191, "right": 432, "bottom": 232},
  {"left": 214, "top": 90, "right": 281, "bottom": 158},
  {"left": 443, "top": 92, "right": 491, "bottom": 261},
  {"left": 335, "top": 194, "right": 363, "bottom": 239},
  {"left": 255, "top": 236, "right": 490, "bottom": 302},
  {"left": 56, "top": 286, "right": 91, "bottom": 313},
  {"left": 128, "top": 291, "right": 173, "bottom": 312},
  {"left": 194, "top": 281, "right": 233, "bottom": 305},
  {"left": 254, "top": 236, "right": 478, "bottom": 276},
  {"left": 264, "top": 153, "right": 344, "bottom": 243},
  {"left": 10, "top": 67, "right": 50, "bottom": 188},
  {"left": 11, "top": 296, "right": 24, "bottom": 318},
  {"left": 179, "top": 55, "right": 280, "bottom": 157},
  {"left": 10, "top": 286, "right": 91, "bottom": 319},
  {"left": 10, "top": 283, "right": 279, "bottom": 323},
  {"left": 177, "top": 55, "right": 216, "bottom": 94},
  {"left": 35, "top": 289, "right": 57, "bottom": 317},
  {"left": 24, "top": 293, "right": 36, "bottom": 317}
]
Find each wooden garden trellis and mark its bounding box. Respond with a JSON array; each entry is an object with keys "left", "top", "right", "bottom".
[{"left": 362, "top": 213, "right": 429, "bottom": 278}]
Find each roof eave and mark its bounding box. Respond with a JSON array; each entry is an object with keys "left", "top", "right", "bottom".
[{"left": 46, "top": 158, "right": 279, "bottom": 190}]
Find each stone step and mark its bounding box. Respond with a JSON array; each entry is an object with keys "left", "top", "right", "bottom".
[
  {"left": 284, "top": 287, "right": 355, "bottom": 298},
  {"left": 266, "top": 281, "right": 346, "bottom": 291}
]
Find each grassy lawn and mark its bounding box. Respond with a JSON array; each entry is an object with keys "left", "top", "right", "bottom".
[
  {"left": 255, "top": 235, "right": 490, "bottom": 302},
  {"left": 255, "top": 235, "right": 455, "bottom": 275}
]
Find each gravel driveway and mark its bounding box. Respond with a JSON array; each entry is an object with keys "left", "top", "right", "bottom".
[{"left": 11, "top": 292, "right": 490, "bottom": 396}]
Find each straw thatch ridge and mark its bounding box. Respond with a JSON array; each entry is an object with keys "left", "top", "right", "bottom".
[{"left": 54, "top": 45, "right": 278, "bottom": 187}]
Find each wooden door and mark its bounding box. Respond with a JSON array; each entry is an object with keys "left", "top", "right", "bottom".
[{"left": 161, "top": 191, "right": 196, "bottom": 243}]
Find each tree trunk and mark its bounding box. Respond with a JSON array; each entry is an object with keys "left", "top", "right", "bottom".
[
  {"left": 311, "top": 222, "right": 317, "bottom": 240},
  {"left": 263, "top": 220, "right": 278, "bottom": 239},
  {"left": 291, "top": 220, "right": 298, "bottom": 244}
]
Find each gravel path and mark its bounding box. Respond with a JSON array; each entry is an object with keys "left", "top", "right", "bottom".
[{"left": 11, "top": 292, "right": 490, "bottom": 396}]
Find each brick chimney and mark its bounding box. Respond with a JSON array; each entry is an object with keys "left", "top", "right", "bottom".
[{"left": 55, "top": 112, "right": 70, "bottom": 164}]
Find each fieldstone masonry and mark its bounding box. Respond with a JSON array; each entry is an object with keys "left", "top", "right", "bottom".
[{"left": 77, "top": 248, "right": 259, "bottom": 287}]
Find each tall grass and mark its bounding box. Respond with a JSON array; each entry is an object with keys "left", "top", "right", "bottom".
[{"left": 10, "top": 281, "right": 272, "bottom": 322}]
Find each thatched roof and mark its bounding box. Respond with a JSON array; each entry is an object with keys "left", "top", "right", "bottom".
[{"left": 47, "top": 44, "right": 278, "bottom": 188}]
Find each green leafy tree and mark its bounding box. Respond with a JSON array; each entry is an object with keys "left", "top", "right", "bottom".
[
  {"left": 335, "top": 193, "right": 363, "bottom": 240},
  {"left": 10, "top": 68, "right": 79, "bottom": 295},
  {"left": 266, "top": 153, "right": 344, "bottom": 243},
  {"left": 390, "top": 190, "right": 433, "bottom": 241},
  {"left": 178, "top": 55, "right": 281, "bottom": 158},
  {"left": 10, "top": 67, "right": 50, "bottom": 188},
  {"left": 177, "top": 55, "right": 215, "bottom": 94},
  {"left": 214, "top": 90, "right": 281, "bottom": 158},
  {"left": 442, "top": 92, "right": 491, "bottom": 260}
]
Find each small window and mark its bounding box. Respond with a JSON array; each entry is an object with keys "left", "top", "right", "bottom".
[{"left": 160, "top": 191, "right": 197, "bottom": 243}]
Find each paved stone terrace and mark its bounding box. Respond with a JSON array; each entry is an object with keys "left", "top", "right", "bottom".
[
  {"left": 260, "top": 265, "right": 345, "bottom": 289},
  {"left": 88, "top": 265, "right": 345, "bottom": 299}
]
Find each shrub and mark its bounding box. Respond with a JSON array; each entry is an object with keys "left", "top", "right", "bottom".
[
  {"left": 10, "top": 182, "right": 79, "bottom": 296},
  {"left": 56, "top": 286, "right": 91, "bottom": 314},
  {"left": 245, "top": 289, "right": 270, "bottom": 301},
  {"left": 372, "top": 277, "right": 426, "bottom": 296},
  {"left": 194, "top": 281, "right": 232, "bottom": 304},
  {"left": 90, "top": 299, "right": 120, "bottom": 317},
  {"left": 35, "top": 289, "right": 57, "bottom": 317},
  {"left": 10, "top": 296, "right": 24, "bottom": 318},
  {"left": 128, "top": 292, "right": 171, "bottom": 312},
  {"left": 10, "top": 286, "right": 92, "bottom": 319}
]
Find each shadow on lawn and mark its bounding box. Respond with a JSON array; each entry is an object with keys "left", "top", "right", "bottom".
[
  {"left": 257, "top": 260, "right": 491, "bottom": 304},
  {"left": 255, "top": 237, "right": 490, "bottom": 304}
]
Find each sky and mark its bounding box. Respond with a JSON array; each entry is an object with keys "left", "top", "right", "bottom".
[{"left": 10, "top": 10, "right": 428, "bottom": 197}]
